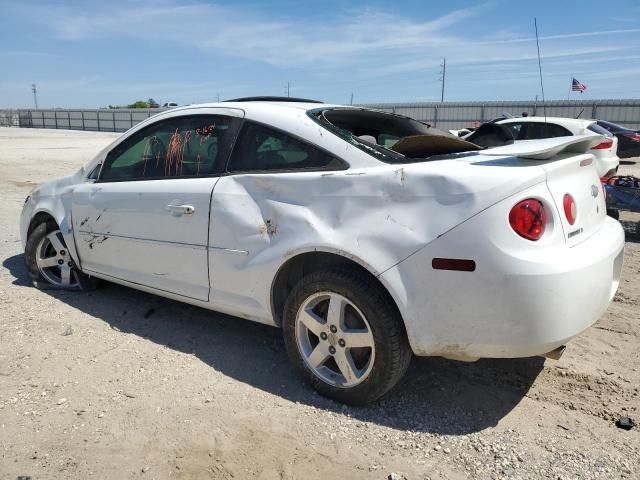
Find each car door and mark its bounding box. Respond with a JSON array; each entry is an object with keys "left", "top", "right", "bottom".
[{"left": 71, "top": 112, "right": 242, "bottom": 301}]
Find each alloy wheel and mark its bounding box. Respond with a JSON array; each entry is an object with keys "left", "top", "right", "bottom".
[
  {"left": 35, "top": 230, "right": 79, "bottom": 288},
  {"left": 295, "top": 292, "right": 375, "bottom": 388}
]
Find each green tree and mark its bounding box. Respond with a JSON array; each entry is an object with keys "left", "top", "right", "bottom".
[{"left": 127, "top": 100, "right": 150, "bottom": 109}]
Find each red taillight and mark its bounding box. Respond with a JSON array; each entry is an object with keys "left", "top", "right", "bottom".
[
  {"left": 622, "top": 133, "right": 640, "bottom": 142},
  {"left": 591, "top": 138, "right": 614, "bottom": 150},
  {"left": 509, "top": 199, "right": 547, "bottom": 241},
  {"left": 563, "top": 194, "right": 577, "bottom": 225}
]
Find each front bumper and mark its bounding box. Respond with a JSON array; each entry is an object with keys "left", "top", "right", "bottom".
[{"left": 383, "top": 214, "right": 625, "bottom": 360}]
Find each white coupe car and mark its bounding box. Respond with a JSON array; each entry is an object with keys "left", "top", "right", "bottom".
[
  {"left": 492, "top": 117, "right": 620, "bottom": 177},
  {"left": 20, "top": 98, "right": 625, "bottom": 404}
]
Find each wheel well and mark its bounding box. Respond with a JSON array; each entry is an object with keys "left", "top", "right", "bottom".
[
  {"left": 27, "top": 212, "right": 56, "bottom": 238},
  {"left": 270, "top": 251, "right": 402, "bottom": 327}
]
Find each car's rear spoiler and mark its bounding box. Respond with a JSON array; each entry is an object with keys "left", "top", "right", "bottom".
[{"left": 480, "top": 135, "right": 604, "bottom": 160}]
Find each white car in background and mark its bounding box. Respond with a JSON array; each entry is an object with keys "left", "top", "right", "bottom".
[
  {"left": 493, "top": 117, "right": 619, "bottom": 177},
  {"left": 20, "top": 99, "right": 624, "bottom": 404}
]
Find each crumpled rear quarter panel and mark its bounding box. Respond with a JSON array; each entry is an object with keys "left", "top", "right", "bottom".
[{"left": 208, "top": 159, "right": 546, "bottom": 324}]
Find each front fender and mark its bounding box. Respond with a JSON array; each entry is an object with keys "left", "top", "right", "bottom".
[{"left": 21, "top": 173, "right": 84, "bottom": 266}]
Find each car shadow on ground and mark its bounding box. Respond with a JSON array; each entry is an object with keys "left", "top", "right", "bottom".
[{"left": 4, "top": 253, "right": 545, "bottom": 435}]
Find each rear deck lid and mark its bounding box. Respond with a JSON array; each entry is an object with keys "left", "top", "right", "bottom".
[
  {"left": 542, "top": 152, "right": 606, "bottom": 246},
  {"left": 481, "top": 135, "right": 607, "bottom": 246}
]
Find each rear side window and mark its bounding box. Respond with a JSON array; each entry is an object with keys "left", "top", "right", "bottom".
[
  {"left": 588, "top": 123, "right": 613, "bottom": 136},
  {"left": 100, "top": 115, "right": 234, "bottom": 181},
  {"left": 523, "top": 123, "right": 572, "bottom": 139},
  {"left": 227, "top": 121, "right": 345, "bottom": 173}
]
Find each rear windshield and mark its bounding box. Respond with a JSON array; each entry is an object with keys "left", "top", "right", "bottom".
[
  {"left": 597, "top": 120, "right": 625, "bottom": 133},
  {"left": 308, "top": 108, "right": 479, "bottom": 163},
  {"left": 588, "top": 123, "right": 612, "bottom": 136}
]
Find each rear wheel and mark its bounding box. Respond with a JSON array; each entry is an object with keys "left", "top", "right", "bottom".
[
  {"left": 25, "top": 221, "right": 96, "bottom": 290},
  {"left": 282, "top": 269, "right": 411, "bottom": 405}
]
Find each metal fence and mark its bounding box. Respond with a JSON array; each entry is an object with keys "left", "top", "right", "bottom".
[
  {"left": 2, "top": 99, "right": 640, "bottom": 133},
  {"left": 0, "top": 108, "right": 168, "bottom": 132},
  {"left": 360, "top": 99, "right": 640, "bottom": 131}
]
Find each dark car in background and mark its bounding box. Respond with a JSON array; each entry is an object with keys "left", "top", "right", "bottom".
[{"left": 597, "top": 120, "right": 640, "bottom": 159}]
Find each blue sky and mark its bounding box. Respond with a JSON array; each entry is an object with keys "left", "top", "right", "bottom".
[{"left": 1, "top": 0, "right": 639, "bottom": 107}]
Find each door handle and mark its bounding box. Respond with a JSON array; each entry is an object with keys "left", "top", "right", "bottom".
[{"left": 166, "top": 204, "right": 195, "bottom": 215}]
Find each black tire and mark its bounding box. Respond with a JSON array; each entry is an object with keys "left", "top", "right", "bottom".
[
  {"left": 282, "top": 269, "right": 411, "bottom": 405},
  {"left": 25, "top": 220, "right": 97, "bottom": 291}
]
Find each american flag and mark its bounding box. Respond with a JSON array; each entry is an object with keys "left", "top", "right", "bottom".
[{"left": 571, "top": 78, "right": 587, "bottom": 93}]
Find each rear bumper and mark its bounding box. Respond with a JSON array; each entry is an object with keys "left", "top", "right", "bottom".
[
  {"left": 618, "top": 145, "right": 640, "bottom": 159},
  {"left": 384, "top": 213, "right": 625, "bottom": 360}
]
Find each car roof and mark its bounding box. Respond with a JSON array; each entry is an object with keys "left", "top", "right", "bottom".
[
  {"left": 168, "top": 100, "right": 343, "bottom": 115},
  {"left": 497, "top": 116, "right": 595, "bottom": 127}
]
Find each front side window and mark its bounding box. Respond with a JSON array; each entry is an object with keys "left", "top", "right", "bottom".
[
  {"left": 226, "top": 121, "right": 345, "bottom": 173},
  {"left": 100, "top": 115, "right": 233, "bottom": 181}
]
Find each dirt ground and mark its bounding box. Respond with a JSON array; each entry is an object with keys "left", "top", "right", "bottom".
[{"left": 0, "top": 128, "right": 638, "bottom": 480}]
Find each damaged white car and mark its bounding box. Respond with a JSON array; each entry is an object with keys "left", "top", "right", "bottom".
[{"left": 20, "top": 98, "right": 625, "bottom": 404}]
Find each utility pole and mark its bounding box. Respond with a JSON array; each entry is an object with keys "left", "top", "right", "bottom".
[
  {"left": 32, "top": 84, "right": 38, "bottom": 109},
  {"left": 286, "top": 82, "right": 290, "bottom": 97},
  {"left": 350, "top": 93, "right": 354, "bottom": 105},
  {"left": 439, "top": 57, "right": 446, "bottom": 103},
  {"left": 216, "top": 93, "right": 220, "bottom": 102}
]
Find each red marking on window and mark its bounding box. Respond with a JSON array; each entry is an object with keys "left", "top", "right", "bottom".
[
  {"left": 196, "top": 123, "right": 216, "bottom": 144},
  {"left": 165, "top": 129, "right": 192, "bottom": 176}
]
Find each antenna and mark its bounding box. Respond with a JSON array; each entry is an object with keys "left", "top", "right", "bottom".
[
  {"left": 350, "top": 92, "right": 354, "bottom": 105},
  {"left": 534, "top": 18, "right": 546, "bottom": 122},
  {"left": 32, "top": 84, "right": 38, "bottom": 109},
  {"left": 439, "top": 57, "right": 446, "bottom": 103},
  {"left": 286, "top": 81, "right": 290, "bottom": 97}
]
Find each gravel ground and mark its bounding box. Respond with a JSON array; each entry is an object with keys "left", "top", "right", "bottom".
[{"left": 0, "top": 128, "right": 639, "bottom": 480}]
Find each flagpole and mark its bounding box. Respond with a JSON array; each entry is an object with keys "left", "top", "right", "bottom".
[{"left": 568, "top": 75, "right": 572, "bottom": 100}]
